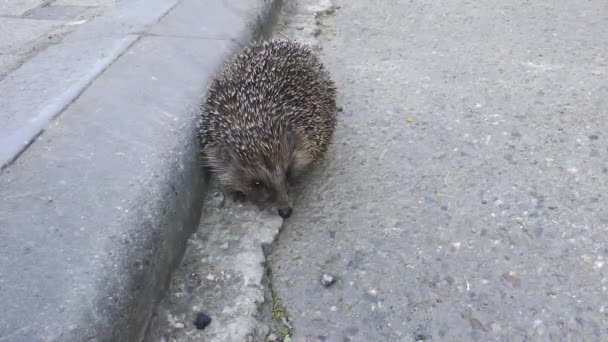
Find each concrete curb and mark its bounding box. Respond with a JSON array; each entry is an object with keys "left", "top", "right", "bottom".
[{"left": 0, "top": 0, "right": 282, "bottom": 341}]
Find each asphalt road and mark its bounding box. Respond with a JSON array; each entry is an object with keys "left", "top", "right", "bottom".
[{"left": 270, "top": 0, "right": 608, "bottom": 340}]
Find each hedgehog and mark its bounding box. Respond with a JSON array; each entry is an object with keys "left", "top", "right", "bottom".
[{"left": 197, "top": 39, "right": 337, "bottom": 219}]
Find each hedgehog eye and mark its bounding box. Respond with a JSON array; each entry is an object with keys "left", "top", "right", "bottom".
[{"left": 252, "top": 180, "right": 263, "bottom": 188}]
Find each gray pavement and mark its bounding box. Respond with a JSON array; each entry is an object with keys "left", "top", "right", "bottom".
[
  {"left": 2, "top": 0, "right": 607, "bottom": 340},
  {"left": 269, "top": 0, "right": 608, "bottom": 340},
  {"left": 0, "top": 0, "right": 110, "bottom": 79},
  {"left": 0, "top": 0, "right": 281, "bottom": 340}
]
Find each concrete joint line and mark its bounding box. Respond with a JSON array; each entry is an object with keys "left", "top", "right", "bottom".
[{"left": 0, "top": 34, "right": 139, "bottom": 170}]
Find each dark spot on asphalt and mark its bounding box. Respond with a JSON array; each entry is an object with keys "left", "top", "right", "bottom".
[
  {"left": 414, "top": 333, "right": 431, "bottom": 341},
  {"left": 589, "top": 134, "right": 599, "bottom": 140},
  {"left": 194, "top": 312, "right": 211, "bottom": 330}
]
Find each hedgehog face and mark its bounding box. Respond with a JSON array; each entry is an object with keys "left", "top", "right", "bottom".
[
  {"left": 224, "top": 153, "right": 294, "bottom": 219},
  {"left": 203, "top": 132, "right": 307, "bottom": 219},
  {"left": 242, "top": 166, "right": 291, "bottom": 211}
]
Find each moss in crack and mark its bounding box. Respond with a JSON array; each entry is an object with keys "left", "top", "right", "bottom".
[
  {"left": 274, "top": 325, "right": 292, "bottom": 338},
  {"left": 266, "top": 263, "right": 293, "bottom": 339},
  {"left": 271, "top": 287, "right": 288, "bottom": 322},
  {"left": 314, "top": 4, "right": 339, "bottom": 18}
]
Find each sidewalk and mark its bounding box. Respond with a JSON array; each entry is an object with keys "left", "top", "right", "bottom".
[
  {"left": 0, "top": 0, "right": 281, "bottom": 340},
  {"left": 0, "top": 0, "right": 110, "bottom": 80}
]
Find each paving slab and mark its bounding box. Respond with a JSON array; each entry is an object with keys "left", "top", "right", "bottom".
[
  {"left": 0, "top": 54, "right": 21, "bottom": 77},
  {"left": 0, "top": 17, "right": 60, "bottom": 53},
  {"left": 24, "top": 5, "right": 87, "bottom": 20},
  {"left": 52, "top": 0, "right": 116, "bottom": 6},
  {"left": 150, "top": 0, "right": 254, "bottom": 40},
  {"left": 0, "top": 0, "right": 49, "bottom": 16},
  {"left": 0, "top": 5, "right": 108, "bottom": 79},
  {"left": 0, "top": 34, "right": 139, "bottom": 168},
  {"left": 150, "top": 0, "right": 282, "bottom": 42},
  {"left": 0, "top": 0, "right": 178, "bottom": 168}
]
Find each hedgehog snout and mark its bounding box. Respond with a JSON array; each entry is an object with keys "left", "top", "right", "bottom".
[
  {"left": 275, "top": 190, "right": 293, "bottom": 219},
  {"left": 277, "top": 206, "right": 293, "bottom": 219}
]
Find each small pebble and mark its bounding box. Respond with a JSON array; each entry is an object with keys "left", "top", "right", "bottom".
[
  {"left": 174, "top": 322, "right": 185, "bottom": 329},
  {"left": 194, "top": 312, "right": 212, "bottom": 330},
  {"left": 267, "top": 332, "right": 279, "bottom": 341},
  {"left": 321, "top": 273, "right": 336, "bottom": 287}
]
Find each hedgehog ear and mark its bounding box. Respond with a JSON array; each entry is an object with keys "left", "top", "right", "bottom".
[{"left": 203, "top": 144, "right": 233, "bottom": 168}]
